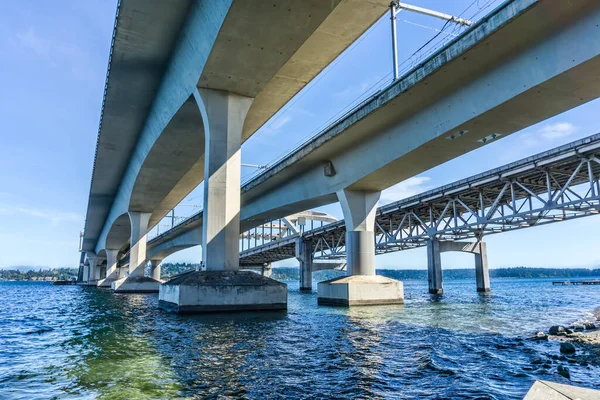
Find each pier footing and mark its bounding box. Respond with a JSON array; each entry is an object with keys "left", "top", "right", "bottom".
[
  {"left": 97, "top": 278, "right": 117, "bottom": 288},
  {"left": 317, "top": 275, "right": 404, "bottom": 306},
  {"left": 158, "top": 271, "right": 287, "bottom": 313},
  {"left": 524, "top": 380, "right": 600, "bottom": 399},
  {"left": 111, "top": 276, "right": 161, "bottom": 293}
]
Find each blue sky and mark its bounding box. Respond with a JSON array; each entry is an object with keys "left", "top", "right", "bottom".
[{"left": 1, "top": 0, "right": 599, "bottom": 270}]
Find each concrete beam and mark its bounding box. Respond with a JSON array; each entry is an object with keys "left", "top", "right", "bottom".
[
  {"left": 146, "top": 225, "right": 202, "bottom": 261},
  {"left": 312, "top": 262, "right": 346, "bottom": 272},
  {"left": 87, "top": 0, "right": 389, "bottom": 255},
  {"left": 82, "top": 0, "right": 195, "bottom": 252}
]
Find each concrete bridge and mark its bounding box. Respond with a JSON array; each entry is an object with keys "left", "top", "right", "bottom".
[
  {"left": 80, "top": 0, "right": 600, "bottom": 312},
  {"left": 83, "top": 132, "right": 600, "bottom": 299}
]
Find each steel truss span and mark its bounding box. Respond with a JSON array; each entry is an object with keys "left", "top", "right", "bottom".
[{"left": 300, "top": 133, "right": 600, "bottom": 260}]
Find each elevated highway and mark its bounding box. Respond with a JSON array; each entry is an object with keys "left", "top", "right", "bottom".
[
  {"left": 238, "top": 0, "right": 600, "bottom": 227},
  {"left": 81, "top": 0, "right": 600, "bottom": 309},
  {"left": 83, "top": 0, "right": 390, "bottom": 255}
]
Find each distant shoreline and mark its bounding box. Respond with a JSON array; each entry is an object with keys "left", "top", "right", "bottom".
[{"left": 3, "top": 265, "right": 600, "bottom": 282}]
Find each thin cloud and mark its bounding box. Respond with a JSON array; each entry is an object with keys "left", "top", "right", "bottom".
[
  {"left": 520, "top": 122, "right": 578, "bottom": 148},
  {"left": 13, "top": 27, "right": 54, "bottom": 61},
  {"left": 263, "top": 115, "right": 293, "bottom": 135},
  {"left": 380, "top": 176, "right": 432, "bottom": 206},
  {"left": 14, "top": 207, "right": 82, "bottom": 225},
  {"left": 538, "top": 122, "right": 576, "bottom": 140},
  {"left": 10, "top": 27, "right": 92, "bottom": 80},
  {"left": 333, "top": 77, "right": 383, "bottom": 100}
]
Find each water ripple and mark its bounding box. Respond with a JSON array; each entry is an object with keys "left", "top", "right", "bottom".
[{"left": 1, "top": 278, "right": 599, "bottom": 399}]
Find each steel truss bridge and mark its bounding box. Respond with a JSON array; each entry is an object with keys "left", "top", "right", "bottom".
[{"left": 237, "top": 133, "right": 600, "bottom": 265}]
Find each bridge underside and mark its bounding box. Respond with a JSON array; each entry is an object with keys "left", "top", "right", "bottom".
[
  {"left": 239, "top": 0, "right": 600, "bottom": 230},
  {"left": 85, "top": 0, "right": 390, "bottom": 256},
  {"left": 240, "top": 240, "right": 296, "bottom": 266}
]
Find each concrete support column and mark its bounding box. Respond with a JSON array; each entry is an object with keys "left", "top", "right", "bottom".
[
  {"left": 337, "top": 189, "right": 380, "bottom": 276},
  {"left": 87, "top": 256, "right": 100, "bottom": 283},
  {"left": 194, "top": 89, "right": 254, "bottom": 271},
  {"left": 427, "top": 239, "right": 443, "bottom": 294},
  {"left": 159, "top": 89, "right": 286, "bottom": 313},
  {"left": 77, "top": 252, "right": 85, "bottom": 282},
  {"left": 317, "top": 189, "right": 403, "bottom": 306},
  {"left": 94, "top": 263, "right": 103, "bottom": 280},
  {"left": 436, "top": 240, "right": 491, "bottom": 293},
  {"left": 98, "top": 249, "right": 119, "bottom": 288},
  {"left": 81, "top": 264, "right": 91, "bottom": 282},
  {"left": 261, "top": 263, "right": 272, "bottom": 278},
  {"left": 128, "top": 211, "right": 151, "bottom": 277},
  {"left": 346, "top": 231, "right": 376, "bottom": 276},
  {"left": 296, "top": 240, "right": 313, "bottom": 291},
  {"left": 474, "top": 241, "right": 490, "bottom": 293},
  {"left": 105, "top": 250, "right": 119, "bottom": 280},
  {"left": 151, "top": 260, "right": 162, "bottom": 281}
]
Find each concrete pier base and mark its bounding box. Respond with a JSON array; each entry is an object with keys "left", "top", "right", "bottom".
[
  {"left": 111, "top": 276, "right": 161, "bottom": 293},
  {"left": 77, "top": 281, "right": 97, "bottom": 287},
  {"left": 97, "top": 278, "right": 116, "bottom": 288},
  {"left": 317, "top": 275, "right": 404, "bottom": 306},
  {"left": 158, "top": 271, "right": 287, "bottom": 313},
  {"left": 524, "top": 380, "right": 600, "bottom": 399}
]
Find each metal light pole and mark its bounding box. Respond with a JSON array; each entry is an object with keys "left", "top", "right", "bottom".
[
  {"left": 389, "top": 1, "right": 474, "bottom": 81},
  {"left": 390, "top": 3, "right": 400, "bottom": 80}
]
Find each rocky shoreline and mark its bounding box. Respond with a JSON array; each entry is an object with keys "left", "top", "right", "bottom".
[{"left": 529, "top": 307, "right": 600, "bottom": 379}]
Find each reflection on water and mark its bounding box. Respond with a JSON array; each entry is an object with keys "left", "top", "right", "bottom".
[{"left": 1, "top": 278, "right": 599, "bottom": 399}]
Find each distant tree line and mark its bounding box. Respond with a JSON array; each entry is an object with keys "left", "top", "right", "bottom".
[
  {"left": 160, "top": 262, "right": 199, "bottom": 278},
  {"left": 264, "top": 266, "right": 600, "bottom": 281},
  {"left": 0, "top": 267, "right": 78, "bottom": 281},
  {"left": 4, "top": 264, "right": 598, "bottom": 282}
]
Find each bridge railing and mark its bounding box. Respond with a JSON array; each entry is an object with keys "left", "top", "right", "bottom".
[
  {"left": 147, "top": 205, "right": 203, "bottom": 241},
  {"left": 239, "top": 215, "right": 337, "bottom": 253}
]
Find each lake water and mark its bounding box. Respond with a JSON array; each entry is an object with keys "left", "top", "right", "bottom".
[{"left": 1, "top": 278, "right": 599, "bottom": 399}]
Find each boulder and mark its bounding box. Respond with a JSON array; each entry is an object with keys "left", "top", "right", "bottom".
[
  {"left": 534, "top": 332, "right": 548, "bottom": 340},
  {"left": 557, "top": 365, "right": 570, "bottom": 379},
  {"left": 549, "top": 325, "right": 565, "bottom": 335},
  {"left": 584, "top": 322, "right": 596, "bottom": 330},
  {"left": 573, "top": 325, "right": 585, "bottom": 332},
  {"left": 560, "top": 342, "right": 576, "bottom": 354}
]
